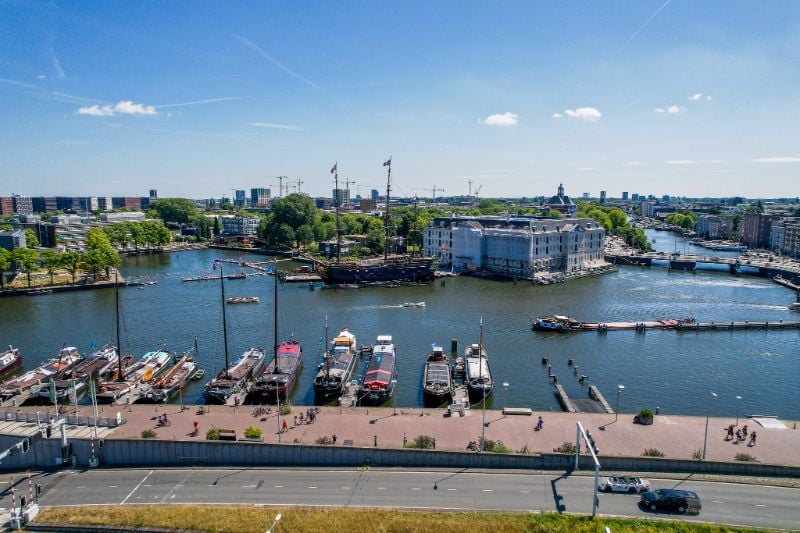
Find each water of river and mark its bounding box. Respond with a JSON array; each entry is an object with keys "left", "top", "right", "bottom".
[{"left": 1, "top": 230, "right": 798, "bottom": 418}]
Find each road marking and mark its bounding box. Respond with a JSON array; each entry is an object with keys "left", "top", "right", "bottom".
[
  {"left": 447, "top": 488, "right": 457, "bottom": 491},
  {"left": 142, "top": 484, "right": 152, "bottom": 487},
  {"left": 77, "top": 486, "right": 85, "bottom": 489},
  {"left": 307, "top": 486, "right": 317, "bottom": 489},
  {"left": 109, "top": 485, "right": 118, "bottom": 488},
  {"left": 412, "top": 488, "right": 421, "bottom": 491},
  {"left": 713, "top": 500, "right": 724, "bottom": 503},
  {"left": 242, "top": 484, "right": 257, "bottom": 488},
  {"left": 341, "top": 487, "right": 350, "bottom": 490},
  {"left": 377, "top": 487, "right": 386, "bottom": 490},
  {"left": 520, "top": 490, "right": 530, "bottom": 494},
  {"left": 755, "top": 504, "right": 768, "bottom": 507},
  {"left": 121, "top": 470, "right": 153, "bottom": 505},
  {"left": 274, "top": 485, "right": 284, "bottom": 488},
  {"left": 483, "top": 489, "right": 493, "bottom": 492}
]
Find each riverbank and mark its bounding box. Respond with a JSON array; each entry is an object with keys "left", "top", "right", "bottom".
[{"left": 0, "top": 268, "right": 125, "bottom": 298}]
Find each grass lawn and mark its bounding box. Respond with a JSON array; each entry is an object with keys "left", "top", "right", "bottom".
[{"left": 37, "top": 506, "right": 764, "bottom": 533}]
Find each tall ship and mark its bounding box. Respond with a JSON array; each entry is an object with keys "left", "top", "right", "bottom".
[
  {"left": 203, "top": 260, "right": 267, "bottom": 404},
  {"left": 31, "top": 345, "right": 117, "bottom": 403},
  {"left": 359, "top": 335, "right": 397, "bottom": 405},
  {"left": 246, "top": 258, "right": 302, "bottom": 404},
  {"left": 315, "top": 159, "right": 437, "bottom": 284},
  {"left": 0, "top": 346, "right": 23, "bottom": 380},
  {"left": 139, "top": 354, "right": 197, "bottom": 403},
  {"left": 465, "top": 319, "right": 493, "bottom": 402},
  {"left": 422, "top": 344, "right": 453, "bottom": 406},
  {"left": 96, "top": 350, "right": 171, "bottom": 404},
  {"left": 0, "top": 346, "right": 82, "bottom": 400},
  {"left": 313, "top": 323, "right": 358, "bottom": 402}
]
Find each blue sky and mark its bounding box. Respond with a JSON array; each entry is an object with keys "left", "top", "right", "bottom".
[{"left": 1, "top": 1, "right": 799, "bottom": 199}]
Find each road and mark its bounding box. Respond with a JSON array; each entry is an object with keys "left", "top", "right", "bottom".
[{"left": 6, "top": 468, "right": 796, "bottom": 530}]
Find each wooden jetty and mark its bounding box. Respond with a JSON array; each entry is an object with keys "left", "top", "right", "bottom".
[
  {"left": 589, "top": 385, "right": 613, "bottom": 413},
  {"left": 338, "top": 381, "right": 359, "bottom": 407},
  {"left": 283, "top": 273, "right": 322, "bottom": 282},
  {"left": 554, "top": 383, "right": 576, "bottom": 413},
  {"left": 678, "top": 320, "right": 800, "bottom": 331},
  {"left": 181, "top": 273, "right": 247, "bottom": 282}
]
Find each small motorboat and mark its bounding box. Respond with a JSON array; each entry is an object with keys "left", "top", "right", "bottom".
[
  {"left": 226, "top": 296, "right": 260, "bottom": 304},
  {"left": 789, "top": 302, "right": 800, "bottom": 311},
  {"left": 403, "top": 301, "right": 426, "bottom": 308},
  {"left": 192, "top": 368, "right": 205, "bottom": 380}
]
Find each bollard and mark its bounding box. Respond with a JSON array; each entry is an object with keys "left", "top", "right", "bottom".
[{"left": 374, "top": 435, "right": 378, "bottom": 447}]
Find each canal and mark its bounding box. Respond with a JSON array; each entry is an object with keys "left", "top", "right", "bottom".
[{"left": 1, "top": 230, "right": 798, "bottom": 418}]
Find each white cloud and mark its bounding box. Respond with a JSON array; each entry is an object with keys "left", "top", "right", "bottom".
[
  {"left": 78, "top": 100, "right": 158, "bottom": 117},
  {"left": 654, "top": 107, "right": 665, "bottom": 113},
  {"left": 248, "top": 122, "right": 300, "bottom": 130},
  {"left": 37, "top": 74, "right": 46, "bottom": 79},
  {"left": 564, "top": 107, "right": 602, "bottom": 121},
  {"left": 689, "top": 92, "right": 703, "bottom": 101},
  {"left": 666, "top": 159, "right": 695, "bottom": 165},
  {"left": 481, "top": 112, "right": 519, "bottom": 126},
  {"left": 551, "top": 112, "right": 563, "bottom": 118},
  {"left": 625, "top": 161, "right": 644, "bottom": 166},
  {"left": 667, "top": 105, "right": 684, "bottom": 114},
  {"left": 706, "top": 95, "right": 712, "bottom": 101},
  {"left": 752, "top": 155, "right": 800, "bottom": 163}
]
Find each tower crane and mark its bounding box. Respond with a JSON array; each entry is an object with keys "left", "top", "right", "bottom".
[{"left": 430, "top": 186, "right": 445, "bottom": 205}]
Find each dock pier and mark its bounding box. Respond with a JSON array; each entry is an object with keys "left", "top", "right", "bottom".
[
  {"left": 554, "top": 384, "right": 576, "bottom": 413},
  {"left": 338, "top": 382, "right": 360, "bottom": 407}
]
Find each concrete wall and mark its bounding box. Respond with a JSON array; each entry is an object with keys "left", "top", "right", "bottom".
[{"left": 3, "top": 435, "right": 800, "bottom": 477}]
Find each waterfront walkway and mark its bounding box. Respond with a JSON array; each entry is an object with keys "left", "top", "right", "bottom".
[{"left": 9, "top": 404, "right": 796, "bottom": 468}]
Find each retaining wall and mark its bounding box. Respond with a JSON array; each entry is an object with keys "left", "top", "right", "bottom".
[{"left": 2, "top": 436, "right": 799, "bottom": 477}]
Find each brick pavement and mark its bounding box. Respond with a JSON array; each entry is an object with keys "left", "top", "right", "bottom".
[{"left": 97, "top": 404, "right": 800, "bottom": 467}]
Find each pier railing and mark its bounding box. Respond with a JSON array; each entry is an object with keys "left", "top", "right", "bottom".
[{"left": 0, "top": 410, "right": 126, "bottom": 428}]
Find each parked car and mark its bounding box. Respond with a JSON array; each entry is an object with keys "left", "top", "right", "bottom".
[
  {"left": 640, "top": 489, "right": 702, "bottom": 514},
  {"left": 599, "top": 475, "right": 651, "bottom": 493}
]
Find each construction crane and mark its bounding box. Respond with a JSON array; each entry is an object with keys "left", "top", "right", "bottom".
[
  {"left": 294, "top": 178, "right": 304, "bottom": 194},
  {"left": 430, "top": 186, "right": 444, "bottom": 205},
  {"left": 345, "top": 178, "right": 357, "bottom": 209},
  {"left": 272, "top": 176, "right": 288, "bottom": 198}
]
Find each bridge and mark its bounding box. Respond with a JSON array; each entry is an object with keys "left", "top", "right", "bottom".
[{"left": 605, "top": 250, "right": 800, "bottom": 284}]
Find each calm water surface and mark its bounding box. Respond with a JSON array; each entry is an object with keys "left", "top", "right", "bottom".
[{"left": 1, "top": 230, "right": 798, "bottom": 418}]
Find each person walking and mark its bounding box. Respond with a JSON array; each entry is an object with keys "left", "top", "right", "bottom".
[
  {"left": 742, "top": 424, "right": 748, "bottom": 438},
  {"left": 748, "top": 431, "right": 757, "bottom": 447},
  {"left": 193, "top": 420, "right": 199, "bottom": 435},
  {"left": 535, "top": 416, "right": 543, "bottom": 431},
  {"left": 735, "top": 428, "right": 743, "bottom": 443},
  {"left": 282, "top": 419, "right": 288, "bottom": 433},
  {"left": 726, "top": 425, "right": 734, "bottom": 441}
]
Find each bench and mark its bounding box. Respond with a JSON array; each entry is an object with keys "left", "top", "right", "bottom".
[
  {"left": 218, "top": 429, "right": 237, "bottom": 441},
  {"left": 502, "top": 407, "right": 532, "bottom": 416}
]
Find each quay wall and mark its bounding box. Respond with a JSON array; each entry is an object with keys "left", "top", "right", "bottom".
[{"left": 3, "top": 435, "right": 800, "bottom": 478}]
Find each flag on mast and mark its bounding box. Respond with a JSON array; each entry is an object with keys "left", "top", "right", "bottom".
[
  {"left": 383, "top": 158, "right": 391, "bottom": 167},
  {"left": 330, "top": 163, "right": 337, "bottom": 174}
]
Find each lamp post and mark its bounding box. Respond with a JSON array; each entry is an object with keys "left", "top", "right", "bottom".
[
  {"left": 735, "top": 395, "right": 742, "bottom": 426},
  {"left": 265, "top": 513, "right": 282, "bottom": 533},
  {"left": 391, "top": 379, "right": 397, "bottom": 416},
  {"left": 502, "top": 382, "right": 509, "bottom": 415},
  {"left": 702, "top": 392, "right": 718, "bottom": 460},
  {"left": 614, "top": 384, "right": 625, "bottom": 422}
]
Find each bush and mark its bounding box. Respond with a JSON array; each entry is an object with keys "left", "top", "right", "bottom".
[
  {"left": 638, "top": 408, "right": 654, "bottom": 419},
  {"left": 553, "top": 441, "right": 577, "bottom": 454},
  {"left": 279, "top": 401, "right": 292, "bottom": 416},
  {"left": 206, "top": 427, "right": 220, "bottom": 440},
  {"left": 518, "top": 444, "right": 531, "bottom": 454},
  {"left": 734, "top": 452, "right": 759, "bottom": 462},
  {"left": 404, "top": 435, "right": 435, "bottom": 449},
  {"left": 140, "top": 429, "right": 156, "bottom": 439},
  {"left": 642, "top": 448, "right": 665, "bottom": 457},
  {"left": 243, "top": 426, "right": 262, "bottom": 439},
  {"left": 692, "top": 449, "right": 703, "bottom": 460},
  {"left": 315, "top": 436, "right": 333, "bottom": 445},
  {"left": 480, "top": 437, "right": 510, "bottom": 453}
]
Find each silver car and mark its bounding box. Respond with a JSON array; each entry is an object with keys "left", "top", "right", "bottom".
[{"left": 599, "top": 475, "right": 651, "bottom": 494}]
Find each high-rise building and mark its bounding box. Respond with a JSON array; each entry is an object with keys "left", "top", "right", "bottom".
[
  {"left": 599, "top": 191, "right": 606, "bottom": 204},
  {"left": 371, "top": 189, "right": 379, "bottom": 203},
  {"left": 332, "top": 188, "right": 350, "bottom": 208},
  {"left": 234, "top": 190, "right": 246, "bottom": 207},
  {"left": 631, "top": 193, "right": 640, "bottom": 202},
  {"left": 112, "top": 197, "right": 142, "bottom": 210},
  {"left": 582, "top": 192, "right": 590, "bottom": 199},
  {"left": 97, "top": 197, "right": 113, "bottom": 211},
  {"left": 251, "top": 188, "right": 270, "bottom": 208},
  {"left": 149, "top": 189, "right": 158, "bottom": 199},
  {"left": 741, "top": 213, "right": 778, "bottom": 249},
  {"left": 622, "top": 192, "right": 629, "bottom": 201},
  {"left": 0, "top": 197, "right": 14, "bottom": 216}
]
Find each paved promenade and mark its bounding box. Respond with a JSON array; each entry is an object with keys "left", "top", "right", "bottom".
[{"left": 81, "top": 403, "right": 800, "bottom": 467}]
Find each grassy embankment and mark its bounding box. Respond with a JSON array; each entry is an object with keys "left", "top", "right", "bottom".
[{"left": 37, "top": 506, "right": 765, "bottom": 533}]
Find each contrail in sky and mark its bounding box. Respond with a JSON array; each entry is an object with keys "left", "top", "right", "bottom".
[{"left": 235, "top": 35, "right": 321, "bottom": 91}]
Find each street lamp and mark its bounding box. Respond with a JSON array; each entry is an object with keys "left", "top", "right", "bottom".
[
  {"left": 614, "top": 384, "right": 625, "bottom": 423},
  {"left": 502, "top": 382, "right": 509, "bottom": 415},
  {"left": 265, "top": 513, "right": 281, "bottom": 533},
  {"left": 735, "top": 395, "right": 742, "bottom": 426},
  {"left": 702, "top": 392, "right": 718, "bottom": 460},
  {"left": 391, "top": 379, "right": 398, "bottom": 416}
]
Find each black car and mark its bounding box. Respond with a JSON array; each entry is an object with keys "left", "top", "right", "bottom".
[{"left": 640, "top": 489, "right": 702, "bottom": 514}]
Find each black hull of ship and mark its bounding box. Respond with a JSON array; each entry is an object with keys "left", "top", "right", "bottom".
[
  {"left": 423, "top": 388, "right": 451, "bottom": 407},
  {"left": 313, "top": 382, "right": 343, "bottom": 403},
  {"left": 358, "top": 384, "right": 395, "bottom": 406},
  {"left": 317, "top": 258, "right": 437, "bottom": 284}
]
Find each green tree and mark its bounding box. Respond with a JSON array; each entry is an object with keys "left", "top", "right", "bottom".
[
  {"left": 84, "top": 228, "right": 120, "bottom": 279},
  {"left": 213, "top": 217, "right": 221, "bottom": 237},
  {"left": 149, "top": 198, "right": 199, "bottom": 225},
  {"left": 271, "top": 194, "right": 317, "bottom": 230},
  {"left": 141, "top": 220, "right": 171, "bottom": 247},
  {"left": 0, "top": 248, "right": 11, "bottom": 288},
  {"left": 40, "top": 249, "right": 63, "bottom": 285},
  {"left": 23, "top": 228, "right": 39, "bottom": 248},
  {"left": 295, "top": 224, "right": 314, "bottom": 246},
  {"left": 61, "top": 252, "right": 83, "bottom": 284},
  {"left": 11, "top": 247, "right": 40, "bottom": 287}
]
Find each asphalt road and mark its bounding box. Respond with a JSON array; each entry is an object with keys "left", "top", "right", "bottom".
[{"left": 10, "top": 468, "right": 800, "bottom": 530}]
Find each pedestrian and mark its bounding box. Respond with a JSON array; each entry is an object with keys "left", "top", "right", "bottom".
[
  {"left": 749, "top": 432, "right": 757, "bottom": 447},
  {"left": 742, "top": 424, "right": 748, "bottom": 438},
  {"left": 157, "top": 415, "right": 163, "bottom": 426},
  {"left": 332, "top": 434, "right": 337, "bottom": 445},
  {"left": 726, "top": 425, "right": 734, "bottom": 441},
  {"left": 536, "top": 416, "right": 543, "bottom": 431},
  {"left": 294, "top": 415, "right": 298, "bottom": 427},
  {"left": 193, "top": 420, "right": 199, "bottom": 435},
  {"left": 735, "top": 429, "right": 742, "bottom": 443},
  {"left": 299, "top": 412, "right": 304, "bottom": 422},
  {"left": 282, "top": 419, "right": 288, "bottom": 433}
]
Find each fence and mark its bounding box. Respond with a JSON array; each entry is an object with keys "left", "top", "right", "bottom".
[{"left": 0, "top": 410, "right": 125, "bottom": 428}]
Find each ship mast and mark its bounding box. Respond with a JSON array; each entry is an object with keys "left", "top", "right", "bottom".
[
  {"left": 220, "top": 262, "right": 230, "bottom": 379},
  {"left": 324, "top": 315, "right": 330, "bottom": 380},
  {"left": 115, "top": 270, "right": 124, "bottom": 382},
  {"left": 383, "top": 157, "right": 392, "bottom": 261},
  {"left": 273, "top": 258, "right": 279, "bottom": 358},
  {"left": 334, "top": 162, "right": 341, "bottom": 263}
]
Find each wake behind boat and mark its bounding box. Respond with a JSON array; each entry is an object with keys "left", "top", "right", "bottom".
[
  {"left": 359, "top": 335, "right": 397, "bottom": 405},
  {"left": 314, "top": 326, "right": 358, "bottom": 403}
]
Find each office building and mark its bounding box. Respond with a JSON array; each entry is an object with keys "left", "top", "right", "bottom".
[
  {"left": 0, "top": 229, "right": 26, "bottom": 251},
  {"left": 622, "top": 192, "right": 629, "bottom": 201},
  {"left": 235, "top": 190, "right": 246, "bottom": 207},
  {"left": 251, "top": 188, "right": 270, "bottom": 208}
]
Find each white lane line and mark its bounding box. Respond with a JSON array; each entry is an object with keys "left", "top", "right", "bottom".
[
  {"left": 341, "top": 486, "right": 350, "bottom": 490},
  {"left": 308, "top": 486, "right": 317, "bottom": 489},
  {"left": 142, "top": 484, "right": 152, "bottom": 487},
  {"left": 755, "top": 504, "right": 768, "bottom": 507},
  {"left": 713, "top": 500, "right": 724, "bottom": 503},
  {"left": 274, "top": 485, "right": 284, "bottom": 488},
  {"left": 241, "top": 484, "right": 257, "bottom": 488},
  {"left": 77, "top": 486, "right": 86, "bottom": 489},
  {"left": 109, "top": 485, "right": 118, "bottom": 488},
  {"left": 412, "top": 488, "right": 421, "bottom": 491},
  {"left": 483, "top": 489, "right": 493, "bottom": 492},
  {"left": 121, "top": 470, "right": 153, "bottom": 505},
  {"left": 447, "top": 488, "right": 457, "bottom": 491},
  {"left": 519, "top": 490, "right": 530, "bottom": 494},
  {"left": 377, "top": 487, "right": 386, "bottom": 490}
]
